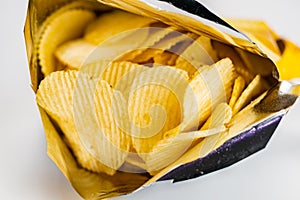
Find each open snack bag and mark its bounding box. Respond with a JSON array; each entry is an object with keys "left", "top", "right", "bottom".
[{"left": 24, "top": 0, "right": 300, "bottom": 199}]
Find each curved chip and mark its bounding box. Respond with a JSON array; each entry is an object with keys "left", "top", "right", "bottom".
[
  {"left": 74, "top": 80, "right": 130, "bottom": 171},
  {"left": 38, "top": 9, "right": 96, "bottom": 75},
  {"left": 175, "top": 36, "right": 217, "bottom": 77},
  {"left": 36, "top": 70, "right": 117, "bottom": 175},
  {"left": 182, "top": 58, "right": 235, "bottom": 132},
  {"left": 82, "top": 61, "right": 148, "bottom": 90},
  {"left": 112, "top": 66, "right": 189, "bottom": 157},
  {"left": 118, "top": 28, "right": 194, "bottom": 64},
  {"left": 84, "top": 10, "right": 157, "bottom": 45},
  {"left": 55, "top": 39, "right": 97, "bottom": 70},
  {"left": 232, "top": 74, "right": 267, "bottom": 115},
  {"left": 212, "top": 41, "right": 254, "bottom": 84},
  {"left": 229, "top": 76, "right": 246, "bottom": 108},
  {"left": 198, "top": 103, "right": 232, "bottom": 158},
  {"left": 152, "top": 32, "right": 198, "bottom": 66},
  {"left": 137, "top": 103, "right": 231, "bottom": 174}
]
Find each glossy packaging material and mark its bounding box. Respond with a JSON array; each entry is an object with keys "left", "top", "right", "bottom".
[{"left": 24, "top": 0, "right": 299, "bottom": 199}]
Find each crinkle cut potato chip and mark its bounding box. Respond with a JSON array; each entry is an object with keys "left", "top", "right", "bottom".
[
  {"left": 82, "top": 61, "right": 148, "bottom": 90},
  {"left": 126, "top": 66, "right": 189, "bottom": 155},
  {"left": 37, "top": 70, "right": 125, "bottom": 175},
  {"left": 84, "top": 9, "right": 158, "bottom": 45},
  {"left": 183, "top": 58, "right": 236, "bottom": 131},
  {"left": 115, "top": 27, "right": 180, "bottom": 63},
  {"left": 139, "top": 103, "right": 231, "bottom": 174},
  {"left": 118, "top": 28, "right": 188, "bottom": 64},
  {"left": 55, "top": 39, "right": 97, "bottom": 70},
  {"left": 38, "top": 9, "right": 96, "bottom": 75},
  {"left": 88, "top": 80, "right": 130, "bottom": 171},
  {"left": 212, "top": 41, "right": 255, "bottom": 84},
  {"left": 121, "top": 60, "right": 234, "bottom": 173},
  {"left": 152, "top": 32, "right": 198, "bottom": 66}
]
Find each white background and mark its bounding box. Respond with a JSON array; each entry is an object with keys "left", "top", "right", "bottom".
[{"left": 1, "top": 0, "right": 300, "bottom": 199}]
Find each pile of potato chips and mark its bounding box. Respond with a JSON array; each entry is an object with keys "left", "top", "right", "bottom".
[{"left": 35, "top": 1, "right": 277, "bottom": 176}]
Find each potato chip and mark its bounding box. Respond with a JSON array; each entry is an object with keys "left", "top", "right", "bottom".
[
  {"left": 138, "top": 103, "right": 231, "bottom": 173},
  {"left": 175, "top": 36, "right": 218, "bottom": 77},
  {"left": 153, "top": 51, "right": 175, "bottom": 66},
  {"left": 38, "top": 9, "right": 96, "bottom": 75},
  {"left": 55, "top": 39, "right": 97, "bottom": 70},
  {"left": 123, "top": 66, "right": 189, "bottom": 155},
  {"left": 84, "top": 10, "right": 157, "bottom": 45},
  {"left": 229, "top": 76, "right": 246, "bottom": 108},
  {"left": 201, "top": 102, "right": 232, "bottom": 130},
  {"left": 212, "top": 41, "right": 254, "bottom": 84},
  {"left": 198, "top": 103, "right": 232, "bottom": 158},
  {"left": 81, "top": 61, "right": 148, "bottom": 91},
  {"left": 90, "top": 80, "right": 131, "bottom": 170},
  {"left": 151, "top": 32, "right": 197, "bottom": 65},
  {"left": 84, "top": 25, "right": 178, "bottom": 65},
  {"left": 36, "top": 70, "right": 116, "bottom": 175},
  {"left": 121, "top": 29, "right": 195, "bottom": 64},
  {"left": 178, "top": 36, "right": 218, "bottom": 65},
  {"left": 232, "top": 75, "right": 267, "bottom": 115},
  {"left": 137, "top": 126, "right": 188, "bottom": 173},
  {"left": 217, "top": 92, "right": 269, "bottom": 147},
  {"left": 182, "top": 58, "right": 235, "bottom": 131}
]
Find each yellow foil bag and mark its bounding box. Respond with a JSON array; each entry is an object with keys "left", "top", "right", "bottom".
[{"left": 24, "top": 0, "right": 300, "bottom": 199}]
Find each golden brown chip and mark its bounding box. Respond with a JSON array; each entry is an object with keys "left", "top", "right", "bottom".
[
  {"left": 36, "top": 70, "right": 117, "bottom": 175},
  {"left": 198, "top": 103, "right": 232, "bottom": 158},
  {"left": 153, "top": 51, "right": 175, "bottom": 65},
  {"left": 175, "top": 36, "right": 218, "bottom": 77},
  {"left": 73, "top": 77, "right": 131, "bottom": 171},
  {"left": 91, "top": 80, "right": 131, "bottom": 170},
  {"left": 178, "top": 36, "right": 218, "bottom": 65},
  {"left": 122, "top": 66, "right": 189, "bottom": 155},
  {"left": 212, "top": 41, "right": 254, "bottom": 84},
  {"left": 232, "top": 75, "right": 267, "bottom": 115},
  {"left": 137, "top": 126, "right": 186, "bottom": 173},
  {"left": 151, "top": 32, "right": 197, "bottom": 66},
  {"left": 139, "top": 103, "right": 231, "bottom": 173},
  {"left": 84, "top": 10, "right": 157, "bottom": 45},
  {"left": 38, "top": 9, "right": 96, "bottom": 75},
  {"left": 201, "top": 103, "right": 233, "bottom": 131},
  {"left": 120, "top": 29, "right": 195, "bottom": 64},
  {"left": 55, "top": 39, "right": 97, "bottom": 70},
  {"left": 229, "top": 76, "right": 246, "bottom": 108},
  {"left": 82, "top": 61, "right": 148, "bottom": 90},
  {"left": 182, "top": 58, "right": 236, "bottom": 131},
  {"left": 217, "top": 92, "right": 269, "bottom": 147}
]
